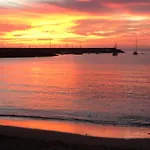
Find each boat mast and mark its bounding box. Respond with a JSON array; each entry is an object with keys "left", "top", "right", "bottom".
[
  {"left": 114, "top": 42, "right": 117, "bottom": 49},
  {"left": 80, "top": 41, "right": 82, "bottom": 48},
  {"left": 49, "top": 38, "right": 51, "bottom": 48},
  {"left": 135, "top": 34, "right": 138, "bottom": 52}
]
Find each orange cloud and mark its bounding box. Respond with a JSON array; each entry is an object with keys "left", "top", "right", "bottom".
[{"left": 0, "top": 0, "right": 150, "bottom": 50}]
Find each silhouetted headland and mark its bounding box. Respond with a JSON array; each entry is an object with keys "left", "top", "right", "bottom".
[{"left": 0, "top": 48, "right": 125, "bottom": 58}]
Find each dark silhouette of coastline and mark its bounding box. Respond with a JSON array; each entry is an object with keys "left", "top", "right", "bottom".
[{"left": 0, "top": 48, "right": 125, "bottom": 58}]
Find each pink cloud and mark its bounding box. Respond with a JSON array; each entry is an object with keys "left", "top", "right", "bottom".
[{"left": 0, "top": 22, "right": 31, "bottom": 32}]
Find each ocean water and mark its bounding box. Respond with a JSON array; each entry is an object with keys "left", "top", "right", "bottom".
[{"left": 0, "top": 53, "right": 150, "bottom": 127}]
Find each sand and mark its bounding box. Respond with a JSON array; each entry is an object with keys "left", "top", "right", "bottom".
[{"left": 0, "top": 125, "right": 150, "bottom": 150}]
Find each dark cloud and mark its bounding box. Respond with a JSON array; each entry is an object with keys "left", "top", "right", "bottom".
[
  {"left": 29, "top": 0, "right": 115, "bottom": 14},
  {"left": 32, "top": 0, "right": 150, "bottom": 15},
  {"left": 1, "top": 0, "right": 150, "bottom": 15},
  {"left": 2, "top": 0, "right": 150, "bottom": 15},
  {"left": 53, "top": 0, "right": 112, "bottom": 13},
  {"left": 127, "top": 4, "right": 150, "bottom": 15}
]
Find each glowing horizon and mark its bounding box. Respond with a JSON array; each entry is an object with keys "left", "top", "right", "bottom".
[{"left": 0, "top": 0, "right": 150, "bottom": 50}]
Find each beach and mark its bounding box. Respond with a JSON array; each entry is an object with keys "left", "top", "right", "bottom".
[
  {"left": 0, "top": 117, "right": 150, "bottom": 150},
  {"left": 0, "top": 125, "right": 150, "bottom": 150}
]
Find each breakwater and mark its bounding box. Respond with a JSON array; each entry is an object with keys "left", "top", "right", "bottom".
[{"left": 0, "top": 48, "right": 125, "bottom": 58}]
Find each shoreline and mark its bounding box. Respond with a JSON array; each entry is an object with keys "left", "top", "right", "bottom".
[
  {"left": 0, "top": 117, "right": 150, "bottom": 139},
  {"left": 0, "top": 125, "right": 150, "bottom": 150}
]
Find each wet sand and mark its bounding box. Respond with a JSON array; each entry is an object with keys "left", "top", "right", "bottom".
[
  {"left": 0, "top": 117, "right": 150, "bottom": 139},
  {"left": 0, "top": 125, "right": 150, "bottom": 150}
]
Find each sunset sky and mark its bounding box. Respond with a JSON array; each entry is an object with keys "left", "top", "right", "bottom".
[{"left": 0, "top": 0, "right": 150, "bottom": 50}]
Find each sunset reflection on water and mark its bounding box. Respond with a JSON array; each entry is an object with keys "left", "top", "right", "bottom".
[{"left": 0, "top": 54, "right": 150, "bottom": 131}]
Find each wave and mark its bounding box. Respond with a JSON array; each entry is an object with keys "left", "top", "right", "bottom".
[{"left": 0, "top": 114, "right": 150, "bottom": 127}]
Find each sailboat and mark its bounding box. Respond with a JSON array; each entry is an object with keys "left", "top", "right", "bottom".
[
  {"left": 133, "top": 51, "right": 138, "bottom": 55},
  {"left": 133, "top": 35, "right": 138, "bottom": 55}
]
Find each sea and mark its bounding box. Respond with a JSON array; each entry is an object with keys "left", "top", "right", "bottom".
[{"left": 0, "top": 52, "right": 150, "bottom": 130}]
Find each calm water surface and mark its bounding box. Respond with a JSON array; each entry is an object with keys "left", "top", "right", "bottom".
[{"left": 0, "top": 53, "right": 150, "bottom": 127}]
